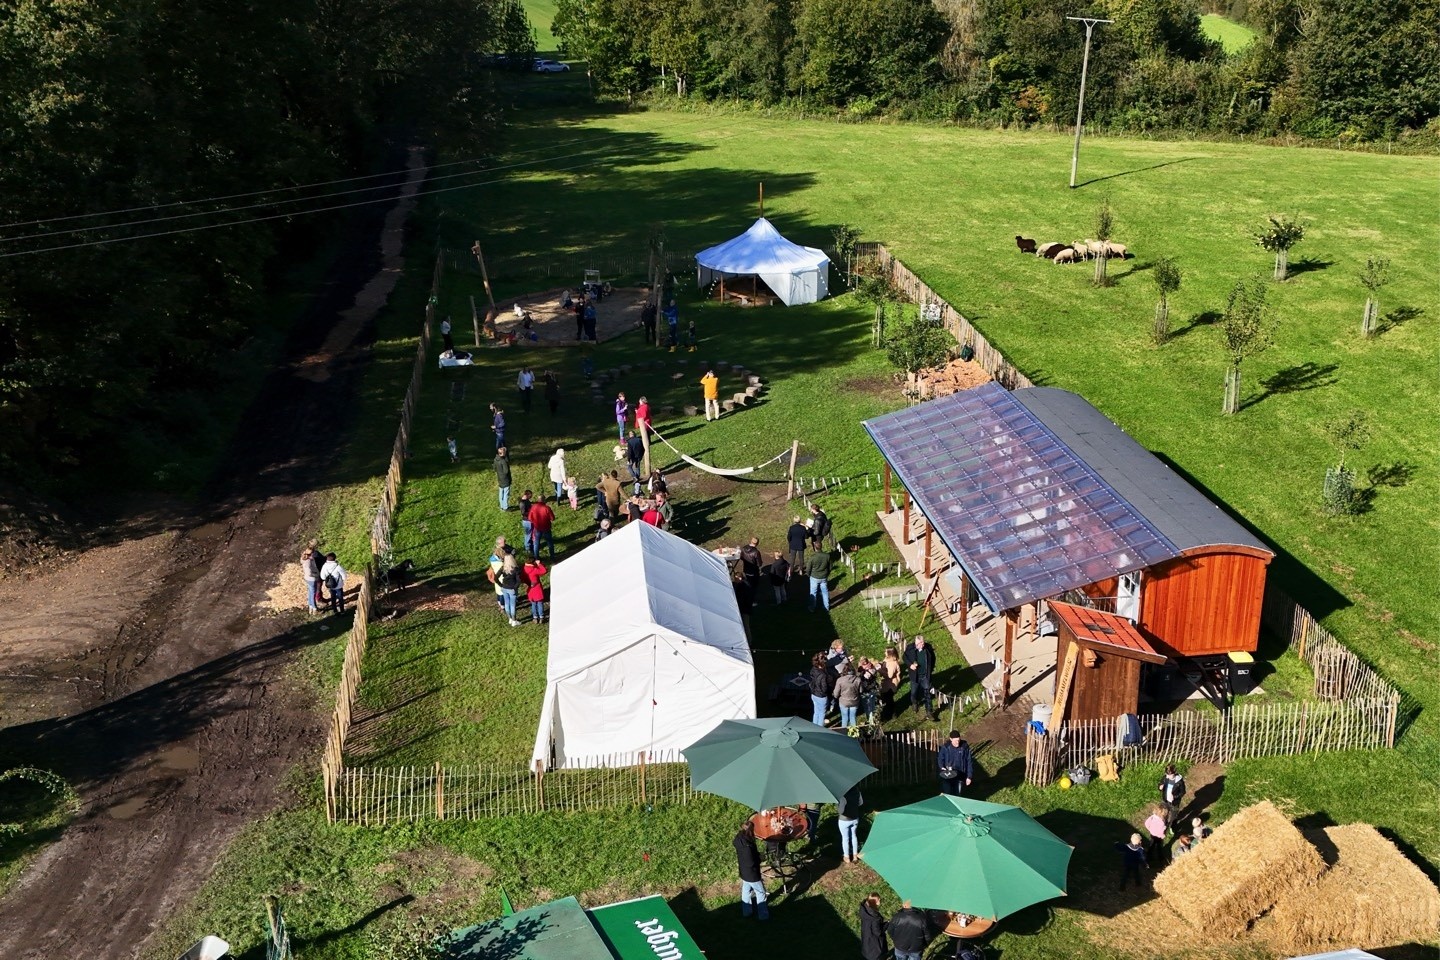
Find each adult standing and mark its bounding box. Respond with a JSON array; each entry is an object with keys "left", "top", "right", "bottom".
[
  {"left": 599, "top": 470, "right": 624, "bottom": 518},
  {"left": 640, "top": 300, "right": 657, "bottom": 344},
  {"left": 517, "top": 366, "right": 535, "bottom": 412},
  {"left": 490, "top": 403, "right": 506, "bottom": 450},
  {"left": 547, "top": 447, "right": 567, "bottom": 501},
  {"left": 859, "top": 894, "right": 888, "bottom": 960},
  {"left": 879, "top": 648, "right": 901, "bottom": 720},
  {"left": 635, "top": 395, "right": 651, "bottom": 435},
  {"left": 700, "top": 369, "right": 720, "bottom": 421},
  {"left": 889, "top": 901, "right": 930, "bottom": 960},
  {"left": 733, "top": 571, "right": 754, "bottom": 641},
  {"left": 936, "top": 730, "right": 975, "bottom": 796},
  {"left": 300, "top": 540, "right": 322, "bottom": 614},
  {"left": 519, "top": 490, "right": 536, "bottom": 556},
  {"left": 734, "top": 820, "right": 769, "bottom": 920},
  {"left": 583, "top": 298, "right": 598, "bottom": 341},
  {"left": 320, "top": 552, "right": 347, "bottom": 615},
  {"left": 835, "top": 664, "right": 862, "bottom": 729},
  {"left": 441, "top": 316, "right": 454, "bottom": 352},
  {"left": 903, "top": 636, "right": 937, "bottom": 719},
  {"left": 809, "top": 502, "right": 833, "bottom": 551},
  {"left": 663, "top": 299, "right": 679, "bottom": 350},
  {"left": 857, "top": 656, "right": 880, "bottom": 722},
  {"left": 488, "top": 537, "right": 514, "bottom": 612},
  {"left": 739, "top": 537, "right": 763, "bottom": 595},
  {"left": 574, "top": 296, "right": 585, "bottom": 340},
  {"left": 529, "top": 495, "right": 556, "bottom": 561},
  {"left": 614, "top": 392, "right": 629, "bottom": 441},
  {"left": 1158, "top": 764, "right": 1186, "bottom": 827},
  {"left": 625, "top": 430, "right": 645, "bottom": 482},
  {"left": 496, "top": 554, "right": 522, "bottom": 627},
  {"left": 543, "top": 370, "right": 560, "bottom": 415},
  {"left": 767, "top": 552, "right": 789, "bottom": 604},
  {"left": 805, "top": 547, "right": 834, "bottom": 613},
  {"left": 494, "top": 446, "right": 512, "bottom": 511},
  {"left": 807, "top": 653, "right": 834, "bottom": 727},
  {"left": 785, "top": 516, "right": 808, "bottom": 580},
  {"left": 837, "top": 783, "right": 863, "bottom": 864}
]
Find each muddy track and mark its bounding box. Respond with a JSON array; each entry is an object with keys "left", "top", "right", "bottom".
[{"left": 0, "top": 146, "right": 426, "bottom": 959}]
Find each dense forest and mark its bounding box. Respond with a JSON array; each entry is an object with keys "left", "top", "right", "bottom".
[
  {"left": 0, "top": 0, "right": 534, "bottom": 490},
  {"left": 553, "top": 0, "right": 1440, "bottom": 142}
]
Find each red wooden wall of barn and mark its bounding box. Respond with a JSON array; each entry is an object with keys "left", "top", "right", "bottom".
[{"left": 1138, "top": 548, "right": 1270, "bottom": 657}]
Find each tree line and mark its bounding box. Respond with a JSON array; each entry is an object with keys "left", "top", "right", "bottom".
[
  {"left": 553, "top": 0, "right": 1439, "bottom": 142},
  {"left": 0, "top": 0, "right": 534, "bottom": 491}
]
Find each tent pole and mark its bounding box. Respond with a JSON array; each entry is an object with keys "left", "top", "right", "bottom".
[{"left": 759, "top": 181, "right": 764, "bottom": 219}]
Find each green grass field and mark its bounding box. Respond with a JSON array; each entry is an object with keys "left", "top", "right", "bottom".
[
  {"left": 526, "top": 0, "right": 559, "bottom": 52},
  {"left": 152, "top": 110, "right": 1440, "bottom": 959},
  {"left": 1200, "top": 13, "right": 1258, "bottom": 54}
]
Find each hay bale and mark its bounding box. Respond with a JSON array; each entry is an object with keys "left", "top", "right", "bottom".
[
  {"left": 1270, "top": 824, "right": 1440, "bottom": 953},
  {"left": 1153, "top": 800, "right": 1325, "bottom": 937}
]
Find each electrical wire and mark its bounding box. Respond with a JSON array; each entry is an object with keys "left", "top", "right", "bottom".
[{"left": 0, "top": 120, "right": 746, "bottom": 259}]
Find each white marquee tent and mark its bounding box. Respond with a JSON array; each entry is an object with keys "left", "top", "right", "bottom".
[
  {"left": 695, "top": 217, "right": 830, "bottom": 306},
  {"left": 531, "top": 522, "right": 756, "bottom": 770}
]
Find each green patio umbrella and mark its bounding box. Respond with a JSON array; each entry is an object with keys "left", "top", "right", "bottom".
[
  {"left": 681, "top": 716, "right": 877, "bottom": 809},
  {"left": 861, "top": 795, "right": 1072, "bottom": 920}
]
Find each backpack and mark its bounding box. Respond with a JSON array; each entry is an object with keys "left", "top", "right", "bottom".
[{"left": 323, "top": 574, "right": 338, "bottom": 590}]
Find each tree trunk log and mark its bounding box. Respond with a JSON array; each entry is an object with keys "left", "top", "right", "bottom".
[
  {"left": 1275, "top": 248, "right": 1289, "bottom": 281},
  {"left": 1093, "top": 252, "right": 1108, "bottom": 286},
  {"left": 1153, "top": 299, "right": 1169, "bottom": 344},
  {"left": 1362, "top": 297, "right": 1378, "bottom": 338},
  {"left": 1223, "top": 365, "right": 1241, "bottom": 414}
]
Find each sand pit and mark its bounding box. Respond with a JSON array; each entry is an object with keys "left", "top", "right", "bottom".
[{"left": 485, "top": 287, "right": 648, "bottom": 346}]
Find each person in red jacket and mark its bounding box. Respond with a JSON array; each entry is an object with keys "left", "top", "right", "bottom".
[
  {"left": 523, "top": 557, "right": 548, "bottom": 624},
  {"left": 528, "top": 495, "right": 556, "bottom": 560},
  {"left": 635, "top": 395, "right": 651, "bottom": 434}
]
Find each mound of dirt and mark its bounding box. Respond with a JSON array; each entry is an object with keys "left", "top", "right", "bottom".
[
  {"left": 911, "top": 357, "right": 992, "bottom": 399},
  {"left": 0, "top": 482, "right": 75, "bottom": 580}
]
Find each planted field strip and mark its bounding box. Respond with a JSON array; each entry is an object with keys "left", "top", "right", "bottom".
[{"left": 325, "top": 731, "right": 948, "bottom": 825}]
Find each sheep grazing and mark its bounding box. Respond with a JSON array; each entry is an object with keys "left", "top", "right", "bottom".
[
  {"left": 1053, "top": 248, "right": 1079, "bottom": 264},
  {"left": 1071, "top": 242, "right": 1092, "bottom": 260},
  {"left": 1016, "top": 236, "right": 1038, "bottom": 254},
  {"left": 1037, "top": 242, "right": 1067, "bottom": 259},
  {"left": 1107, "top": 242, "right": 1130, "bottom": 259}
]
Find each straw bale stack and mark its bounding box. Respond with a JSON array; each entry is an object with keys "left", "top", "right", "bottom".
[
  {"left": 1271, "top": 823, "right": 1440, "bottom": 953},
  {"left": 1153, "top": 800, "right": 1325, "bottom": 937}
]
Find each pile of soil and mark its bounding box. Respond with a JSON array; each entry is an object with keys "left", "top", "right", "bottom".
[{"left": 911, "top": 357, "right": 992, "bottom": 399}]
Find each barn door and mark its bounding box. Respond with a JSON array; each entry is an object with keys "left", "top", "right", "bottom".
[{"left": 1116, "top": 572, "right": 1141, "bottom": 621}]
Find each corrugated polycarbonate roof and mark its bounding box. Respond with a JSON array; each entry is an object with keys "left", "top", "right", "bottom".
[{"left": 863, "top": 383, "right": 1181, "bottom": 612}]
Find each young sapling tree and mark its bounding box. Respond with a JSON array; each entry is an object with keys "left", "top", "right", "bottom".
[
  {"left": 1152, "top": 257, "right": 1181, "bottom": 343},
  {"left": 1358, "top": 257, "right": 1390, "bottom": 338},
  {"left": 1322, "top": 410, "right": 1372, "bottom": 516},
  {"left": 1218, "top": 275, "right": 1274, "bottom": 415},
  {"left": 1255, "top": 214, "right": 1305, "bottom": 281},
  {"left": 1093, "top": 198, "right": 1113, "bottom": 287}
]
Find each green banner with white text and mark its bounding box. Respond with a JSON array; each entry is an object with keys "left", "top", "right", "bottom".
[{"left": 587, "top": 896, "right": 705, "bottom": 960}]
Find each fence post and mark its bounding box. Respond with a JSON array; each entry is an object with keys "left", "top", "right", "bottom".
[
  {"left": 638, "top": 751, "right": 647, "bottom": 805},
  {"left": 1386, "top": 693, "right": 1399, "bottom": 748},
  {"left": 534, "top": 759, "right": 546, "bottom": 811},
  {"left": 435, "top": 762, "right": 445, "bottom": 820}
]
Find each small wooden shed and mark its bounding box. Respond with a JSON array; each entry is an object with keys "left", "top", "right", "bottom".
[{"left": 1049, "top": 601, "right": 1167, "bottom": 723}]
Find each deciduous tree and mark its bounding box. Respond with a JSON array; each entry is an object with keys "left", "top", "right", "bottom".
[
  {"left": 1254, "top": 214, "right": 1305, "bottom": 280},
  {"left": 1218, "top": 274, "right": 1274, "bottom": 414}
]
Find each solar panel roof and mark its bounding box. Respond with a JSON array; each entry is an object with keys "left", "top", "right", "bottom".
[{"left": 862, "top": 383, "right": 1182, "bottom": 612}]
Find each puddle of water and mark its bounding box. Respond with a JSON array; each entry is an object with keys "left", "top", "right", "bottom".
[
  {"left": 190, "top": 521, "right": 227, "bottom": 541},
  {"left": 107, "top": 796, "right": 149, "bottom": 820},
  {"left": 173, "top": 561, "right": 212, "bottom": 583},
  {"left": 224, "top": 615, "right": 252, "bottom": 635},
  {"left": 158, "top": 745, "right": 200, "bottom": 772},
  {"left": 259, "top": 505, "right": 300, "bottom": 532}
]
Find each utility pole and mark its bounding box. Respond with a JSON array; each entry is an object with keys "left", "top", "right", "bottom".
[{"left": 1066, "top": 16, "right": 1112, "bottom": 189}]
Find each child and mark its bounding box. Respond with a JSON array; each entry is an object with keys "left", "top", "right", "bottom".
[
  {"left": 447, "top": 437, "right": 458, "bottom": 463},
  {"left": 523, "top": 558, "right": 548, "bottom": 624},
  {"left": 686, "top": 319, "right": 697, "bottom": 351},
  {"left": 564, "top": 476, "right": 579, "bottom": 511}
]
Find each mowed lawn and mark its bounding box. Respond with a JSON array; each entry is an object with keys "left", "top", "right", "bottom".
[
  {"left": 1200, "top": 14, "right": 1257, "bottom": 54},
  {"left": 446, "top": 111, "right": 1439, "bottom": 740}
]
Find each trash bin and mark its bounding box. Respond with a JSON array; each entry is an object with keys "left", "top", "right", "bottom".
[{"left": 1228, "top": 651, "right": 1255, "bottom": 696}]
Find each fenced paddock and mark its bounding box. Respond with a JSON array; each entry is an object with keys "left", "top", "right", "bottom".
[{"left": 324, "top": 731, "right": 950, "bottom": 826}]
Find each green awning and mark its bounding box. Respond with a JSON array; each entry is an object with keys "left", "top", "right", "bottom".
[
  {"left": 587, "top": 896, "right": 704, "bottom": 960},
  {"left": 444, "top": 894, "right": 703, "bottom": 960}
]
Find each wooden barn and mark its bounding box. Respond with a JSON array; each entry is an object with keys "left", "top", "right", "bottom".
[{"left": 863, "top": 384, "right": 1274, "bottom": 704}]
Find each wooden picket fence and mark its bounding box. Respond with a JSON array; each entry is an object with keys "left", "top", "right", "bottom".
[
  {"left": 324, "top": 731, "right": 949, "bottom": 825},
  {"left": 854, "top": 243, "right": 1034, "bottom": 391},
  {"left": 1262, "top": 587, "right": 1400, "bottom": 703},
  {"left": 320, "top": 250, "right": 443, "bottom": 823}
]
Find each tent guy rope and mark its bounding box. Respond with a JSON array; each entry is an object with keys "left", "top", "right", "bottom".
[{"left": 646, "top": 426, "right": 792, "bottom": 477}]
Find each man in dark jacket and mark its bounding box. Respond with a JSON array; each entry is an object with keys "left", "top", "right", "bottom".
[
  {"left": 859, "top": 893, "right": 887, "bottom": 960},
  {"left": 903, "top": 636, "right": 937, "bottom": 719},
  {"left": 808, "top": 503, "right": 833, "bottom": 550},
  {"left": 785, "top": 516, "right": 808, "bottom": 578},
  {"left": 625, "top": 429, "right": 645, "bottom": 482},
  {"left": 889, "top": 900, "right": 930, "bottom": 960},
  {"left": 738, "top": 536, "right": 763, "bottom": 595},
  {"left": 494, "top": 447, "right": 512, "bottom": 511},
  {"left": 1115, "top": 832, "right": 1149, "bottom": 890},
  {"left": 734, "top": 821, "right": 769, "bottom": 920},
  {"left": 937, "top": 730, "right": 975, "bottom": 796}
]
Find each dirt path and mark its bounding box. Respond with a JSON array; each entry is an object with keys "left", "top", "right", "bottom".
[{"left": 0, "top": 148, "right": 427, "bottom": 960}]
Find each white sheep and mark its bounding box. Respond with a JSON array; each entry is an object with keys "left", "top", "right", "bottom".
[
  {"left": 1072, "top": 242, "right": 1092, "bottom": 260},
  {"left": 1054, "top": 248, "right": 1079, "bottom": 264},
  {"left": 1107, "top": 242, "right": 1129, "bottom": 259}
]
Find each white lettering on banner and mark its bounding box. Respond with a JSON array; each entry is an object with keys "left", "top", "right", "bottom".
[{"left": 633, "top": 918, "right": 685, "bottom": 960}]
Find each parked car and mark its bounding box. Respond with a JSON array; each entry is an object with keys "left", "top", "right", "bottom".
[{"left": 533, "top": 59, "right": 570, "bottom": 73}]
